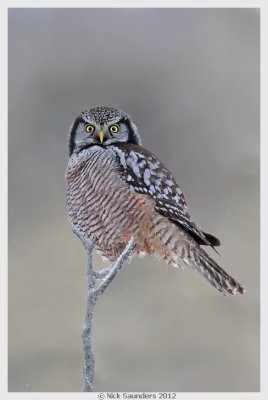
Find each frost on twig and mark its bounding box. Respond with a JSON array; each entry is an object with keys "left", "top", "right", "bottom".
[{"left": 73, "top": 228, "right": 135, "bottom": 392}]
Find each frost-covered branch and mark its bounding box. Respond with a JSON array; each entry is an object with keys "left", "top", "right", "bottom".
[
  {"left": 93, "top": 238, "right": 136, "bottom": 297},
  {"left": 73, "top": 228, "right": 135, "bottom": 392}
]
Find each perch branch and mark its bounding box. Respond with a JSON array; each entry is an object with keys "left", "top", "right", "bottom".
[
  {"left": 73, "top": 228, "right": 135, "bottom": 392},
  {"left": 93, "top": 237, "right": 136, "bottom": 297}
]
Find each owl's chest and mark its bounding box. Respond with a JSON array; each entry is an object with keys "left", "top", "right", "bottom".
[
  {"left": 66, "top": 147, "right": 159, "bottom": 257},
  {"left": 66, "top": 150, "right": 129, "bottom": 220}
]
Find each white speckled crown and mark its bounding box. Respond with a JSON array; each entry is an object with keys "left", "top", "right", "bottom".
[{"left": 81, "top": 106, "right": 122, "bottom": 125}]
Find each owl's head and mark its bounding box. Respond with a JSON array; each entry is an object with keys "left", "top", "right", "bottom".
[{"left": 69, "top": 106, "right": 142, "bottom": 156}]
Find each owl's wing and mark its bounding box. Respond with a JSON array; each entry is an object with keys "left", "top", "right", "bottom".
[{"left": 112, "top": 143, "right": 220, "bottom": 248}]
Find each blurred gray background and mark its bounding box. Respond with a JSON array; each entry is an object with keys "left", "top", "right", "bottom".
[{"left": 8, "top": 8, "right": 259, "bottom": 392}]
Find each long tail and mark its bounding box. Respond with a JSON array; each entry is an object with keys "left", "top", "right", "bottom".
[
  {"left": 161, "top": 223, "right": 245, "bottom": 295},
  {"left": 188, "top": 244, "right": 245, "bottom": 295}
]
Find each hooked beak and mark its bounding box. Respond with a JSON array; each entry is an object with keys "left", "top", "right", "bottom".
[{"left": 98, "top": 130, "right": 104, "bottom": 143}]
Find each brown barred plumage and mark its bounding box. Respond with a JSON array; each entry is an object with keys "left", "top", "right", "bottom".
[{"left": 66, "top": 106, "right": 245, "bottom": 296}]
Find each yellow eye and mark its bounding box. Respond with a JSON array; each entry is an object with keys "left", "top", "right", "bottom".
[
  {"left": 109, "top": 124, "right": 120, "bottom": 134},
  {"left": 85, "top": 124, "right": 95, "bottom": 134}
]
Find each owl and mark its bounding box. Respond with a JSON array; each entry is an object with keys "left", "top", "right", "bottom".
[{"left": 66, "top": 106, "right": 245, "bottom": 295}]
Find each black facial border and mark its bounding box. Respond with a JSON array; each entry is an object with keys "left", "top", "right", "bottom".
[{"left": 68, "top": 116, "right": 84, "bottom": 157}]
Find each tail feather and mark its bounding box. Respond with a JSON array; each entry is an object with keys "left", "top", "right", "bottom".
[
  {"left": 190, "top": 245, "right": 245, "bottom": 295},
  {"left": 203, "top": 231, "right": 221, "bottom": 247},
  {"left": 154, "top": 216, "right": 245, "bottom": 296}
]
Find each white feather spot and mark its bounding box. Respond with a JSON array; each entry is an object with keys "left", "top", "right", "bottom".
[
  {"left": 143, "top": 169, "right": 151, "bottom": 186},
  {"left": 112, "top": 147, "right": 127, "bottom": 169},
  {"left": 137, "top": 153, "right": 145, "bottom": 159},
  {"left": 127, "top": 155, "right": 141, "bottom": 178},
  {"left": 173, "top": 194, "right": 180, "bottom": 203},
  {"left": 139, "top": 160, "right": 146, "bottom": 168},
  {"left": 149, "top": 185, "right": 156, "bottom": 194},
  {"left": 166, "top": 179, "right": 174, "bottom": 186}
]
